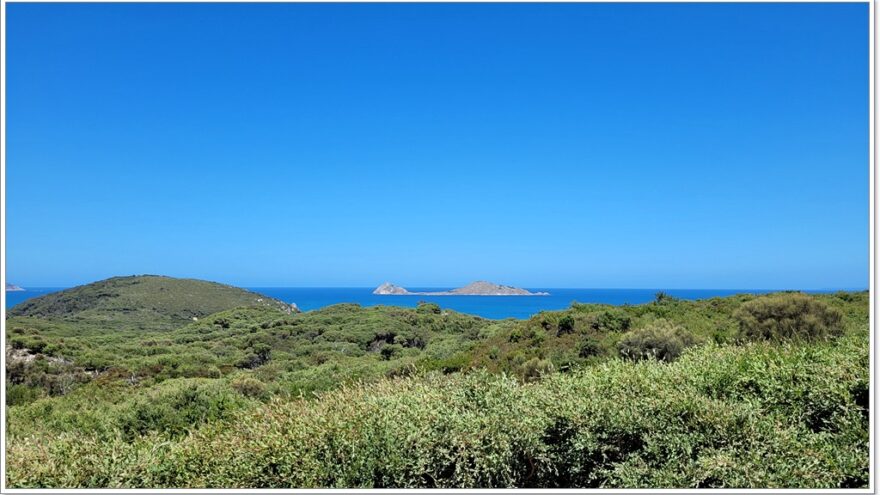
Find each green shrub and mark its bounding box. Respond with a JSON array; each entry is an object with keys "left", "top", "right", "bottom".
[
  {"left": 253, "top": 363, "right": 283, "bottom": 382},
  {"left": 557, "top": 315, "right": 575, "bottom": 335},
  {"left": 231, "top": 376, "right": 267, "bottom": 399},
  {"left": 618, "top": 321, "right": 696, "bottom": 362},
  {"left": 508, "top": 328, "right": 524, "bottom": 343},
  {"left": 117, "top": 380, "right": 248, "bottom": 439},
  {"left": 380, "top": 344, "right": 404, "bottom": 361},
  {"left": 654, "top": 291, "right": 677, "bottom": 303},
  {"left": 519, "top": 357, "right": 554, "bottom": 381},
  {"left": 416, "top": 302, "right": 441, "bottom": 314},
  {"left": 237, "top": 343, "right": 272, "bottom": 369},
  {"left": 578, "top": 336, "right": 603, "bottom": 358},
  {"left": 6, "top": 384, "right": 43, "bottom": 406},
  {"left": 590, "top": 310, "right": 632, "bottom": 333},
  {"left": 735, "top": 293, "right": 844, "bottom": 342}
]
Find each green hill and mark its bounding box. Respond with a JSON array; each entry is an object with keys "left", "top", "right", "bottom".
[{"left": 7, "top": 275, "right": 294, "bottom": 330}]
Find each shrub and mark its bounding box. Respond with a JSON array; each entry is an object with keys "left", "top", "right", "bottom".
[
  {"left": 654, "top": 291, "right": 677, "bottom": 303},
  {"left": 557, "top": 315, "right": 575, "bottom": 335},
  {"left": 618, "top": 321, "right": 696, "bottom": 362},
  {"left": 416, "top": 302, "right": 441, "bottom": 314},
  {"left": 519, "top": 357, "right": 554, "bottom": 381},
  {"left": 590, "top": 310, "right": 632, "bottom": 333},
  {"left": 237, "top": 343, "right": 272, "bottom": 369},
  {"left": 508, "top": 328, "right": 524, "bottom": 343},
  {"left": 117, "top": 380, "right": 247, "bottom": 439},
  {"left": 27, "top": 338, "right": 47, "bottom": 354},
  {"left": 578, "top": 337, "right": 603, "bottom": 358},
  {"left": 380, "top": 344, "right": 404, "bottom": 361},
  {"left": 231, "top": 376, "right": 267, "bottom": 399},
  {"left": 6, "top": 384, "right": 43, "bottom": 406},
  {"left": 394, "top": 333, "right": 427, "bottom": 349},
  {"left": 735, "top": 293, "right": 844, "bottom": 342},
  {"left": 253, "top": 363, "right": 283, "bottom": 382}
]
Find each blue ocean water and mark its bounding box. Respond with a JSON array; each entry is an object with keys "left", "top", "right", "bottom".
[
  {"left": 5, "top": 287, "right": 839, "bottom": 320},
  {"left": 5, "top": 288, "right": 67, "bottom": 310}
]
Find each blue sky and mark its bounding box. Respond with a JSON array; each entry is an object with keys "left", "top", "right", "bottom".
[{"left": 6, "top": 3, "right": 869, "bottom": 289}]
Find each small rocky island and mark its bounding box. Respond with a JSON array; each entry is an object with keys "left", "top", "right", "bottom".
[
  {"left": 6, "top": 283, "right": 25, "bottom": 292},
  {"left": 373, "top": 281, "right": 549, "bottom": 296}
]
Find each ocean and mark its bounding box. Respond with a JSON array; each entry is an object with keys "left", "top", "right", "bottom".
[{"left": 4, "top": 287, "right": 840, "bottom": 320}]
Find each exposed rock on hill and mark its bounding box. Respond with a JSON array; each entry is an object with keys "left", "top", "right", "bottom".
[{"left": 373, "top": 282, "right": 411, "bottom": 295}]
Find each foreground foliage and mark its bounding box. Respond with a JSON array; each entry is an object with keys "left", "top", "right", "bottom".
[{"left": 7, "top": 330, "right": 868, "bottom": 488}]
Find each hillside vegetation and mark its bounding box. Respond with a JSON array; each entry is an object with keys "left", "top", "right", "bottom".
[
  {"left": 8, "top": 275, "right": 294, "bottom": 330},
  {"left": 4, "top": 276, "right": 870, "bottom": 488}
]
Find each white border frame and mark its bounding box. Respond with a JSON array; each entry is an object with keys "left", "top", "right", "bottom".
[{"left": 0, "top": 0, "right": 874, "bottom": 493}]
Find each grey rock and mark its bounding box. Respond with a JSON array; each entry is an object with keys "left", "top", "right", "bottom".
[{"left": 373, "top": 281, "right": 549, "bottom": 296}]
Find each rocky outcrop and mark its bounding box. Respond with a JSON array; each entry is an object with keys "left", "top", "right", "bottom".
[
  {"left": 373, "top": 281, "right": 549, "bottom": 296},
  {"left": 373, "top": 282, "right": 411, "bottom": 295},
  {"left": 448, "top": 281, "right": 549, "bottom": 296}
]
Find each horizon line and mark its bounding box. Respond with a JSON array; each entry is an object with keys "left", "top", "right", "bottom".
[{"left": 6, "top": 285, "right": 869, "bottom": 292}]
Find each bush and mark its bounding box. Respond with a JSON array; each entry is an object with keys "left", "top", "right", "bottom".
[
  {"left": 654, "top": 291, "right": 677, "bottom": 303},
  {"left": 557, "top": 315, "right": 575, "bottom": 335},
  {"left": 416, "top": 302, "right": 441, "bottom": 314},
  {"left": 231, "top": 376, "right": 267, "bottom": 399},
  {"left": 578, "top": 337, "right": 603, "bottom": 358},
  {"left": 618, "top": 321, "right": 696, "bottom": 362},
  {"left": 380, "top": 344, "right": 404, "bottom": 361},
  {"left": 590, "top": 310, "right": 632, "bottom": 333},
  {"left": 735, "top": 293, "right": 844, "bottom": 342},
  {"left": 508, "top": 328, "right": 524, "bottom": 343},
  {"left": 394, "top": 333, "right": 426, "bottom": 349},
  {"left": 519, "top": 357, "right": 554, "bottom": 381},
  {"left": 6, "top": 384, "right": 43, "bottom": 406},
  {"left": 117, "top": 380, "right": 248, "bottom": 439},
  {"left": 237, "top": 343, "right": 272, "bottom": 369}
]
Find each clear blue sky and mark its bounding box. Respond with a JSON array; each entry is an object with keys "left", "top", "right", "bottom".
[{"left": 6, "top": 3, "right": 869, "bottom": 289}]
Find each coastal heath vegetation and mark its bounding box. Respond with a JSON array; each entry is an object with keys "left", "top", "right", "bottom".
[{"left": 3, "top": 276, "right": 870, "bottom": 488}]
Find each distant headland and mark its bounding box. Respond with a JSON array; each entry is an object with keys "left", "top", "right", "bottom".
[
  {"left": 373, "top": 281, "right": 549, "bottom": 296},
  {"left": 6, "top": 283, "right": 25, "bottom": 292}
]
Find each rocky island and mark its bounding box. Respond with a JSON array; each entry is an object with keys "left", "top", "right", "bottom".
[
  {"left": 6, "top": 283, "right": 25, "bottom": 291},
  {"left": 373, "top": 281, "right": 549, "bottom": 296}
]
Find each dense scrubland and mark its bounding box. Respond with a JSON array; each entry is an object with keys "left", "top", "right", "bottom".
[{"left": 4, "top": 276, "right": 870, "bottom": 488}]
